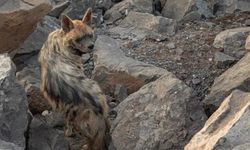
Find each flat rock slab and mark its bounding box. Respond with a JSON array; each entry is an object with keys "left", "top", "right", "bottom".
[
  {"left": 0, "top": 0, "right": 52, "bottom": 53},
  {"left": 108, "top": 11, "right": 176, "bottom": 40},
  {"left": 185, "top": 90, "right": 250, "bottom": 150},
  {"left": 213, "top": 27, "right": 250, "bottom": 58},
  {"left": 112, "top": 73, "right": 206, "bottom": 150},
  {"left": 93, "top": 35, "right": 171, "bottom": 95},
  {"left": 204, "top": 53, "right": 250, "bottom": 113},
  {"left": 0, "top": 54, "right": 29, "bottom": 149}
]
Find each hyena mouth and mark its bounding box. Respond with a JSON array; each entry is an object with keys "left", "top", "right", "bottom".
[{"left": 71, "top": 47, "right": 87, "bottom": 56}]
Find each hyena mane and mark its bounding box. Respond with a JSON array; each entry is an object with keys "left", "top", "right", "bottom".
[{"left": 38, "top": 8, "right": 111, "bottom": 150}]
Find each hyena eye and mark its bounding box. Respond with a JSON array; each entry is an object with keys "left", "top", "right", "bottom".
[{"left": 75, "top": 37, "right": 83, "bottom": 43}]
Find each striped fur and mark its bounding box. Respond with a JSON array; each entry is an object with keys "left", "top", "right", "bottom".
[{"left": 38, "top": 8, "right": 111, "bottom": 150}]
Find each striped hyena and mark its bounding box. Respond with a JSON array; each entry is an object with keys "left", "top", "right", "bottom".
[{"left": 38, "top": 8, "right": 111, "bottom": 150}]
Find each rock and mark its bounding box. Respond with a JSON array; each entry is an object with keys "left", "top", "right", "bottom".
[
  {"left": 48, "top": 1, "right": 71, "bottom": 18},
  {"left": 166, "top": 42, "right": 176, "bottom": 49},
  {"left": 112, "top": 74, "right": 206, "bottom": 150},
  {"left": 109, "top": 11, "right": 176, "bottom": 40},
  {"left": 121, "top": 11, "right": 176, "bottom": 35},
  {"left": 0, "top": 140, "right": 23, "bottom": 150},
  {"left": 28, "top": 116, "right": 69, "bottom": 150},
  {"left": 17, "top": 16, "right": 60, "bottom": 54},
  {"left": 161, "top": 0, "right": 213, "bottom": 21},
  {"left": 204, "top": 53, "right": 250, "bottom": 114},
  {"left": 61, "top": 0, "right": 112, "bottom": 19},
  {"left": 131, "top": 0, "right": 153, "bottom": 13},
  {"left": 104, "top": 10, "right": 123, "bottom": 24},
  {"left": 213, "top": 27, "right": 250, "bottom": 58},
  {"left": 0, "top": 0, "right": 52, "bottom": 53},
  {"left": 185, "top": 90, "right": 250, "bottom": 150},
  {"left": 246, "top": 34, "right": 250, "bottom": 51},
  {"left": 93, "top": 35, "right": 170, "bottom": 95},
  {"left": 214, "top": 51, "right": 237, "bottom": 69},
  {"left": 60, "top": 0, "right": 96, "bottom": 19},
  {"left": 245, "top": 19, "right": 250, "bottom": 26},
  {"left": 16, "top": 65, "right": 51, "bottom": 115},
  {"left": 114, "top": 84, "right": 128, "bottom": 102},
  {"left": 213, "top": 0, "right": 250, "bottom": 16},
  {"left": 0, "top": 54, "right": 29, "bottom": 149}
]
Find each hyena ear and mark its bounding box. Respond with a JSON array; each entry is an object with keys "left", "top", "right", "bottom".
[
  {"left": 82, "top": 8, "right": 92, "bottom": 25},
  {"left": 61, "top": 15, "right": 74, "bottom": 32}
]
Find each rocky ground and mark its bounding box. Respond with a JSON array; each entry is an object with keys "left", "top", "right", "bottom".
[{"left": 1, "top": 0, "right": 250, "bottom": 150}]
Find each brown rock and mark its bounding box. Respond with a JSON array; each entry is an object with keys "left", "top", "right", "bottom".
[
  {"left": 246, "top": 35, "right": 250, "bottom": 50},
  {"left": 112, "top": 74, "right": 206, "bottom": 150},
  {"left": 0, "top": 0, "right": 52, "bottom": 53},
  {"left": 185, "top": 90, "right": 250, "bottom": 150},
  {"left": 213, "top": 27, "right": 250, "bottom": 58},
  {"left": 93, "top": 35, "right": 170, "bottom": 95},
  {"left": 204, "top": 53, "right": 250, "bottom": 114}
]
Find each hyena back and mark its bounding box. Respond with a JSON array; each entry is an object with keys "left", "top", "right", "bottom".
[{"left": 38, "top": 8, "right": 111, "bottom": 150}]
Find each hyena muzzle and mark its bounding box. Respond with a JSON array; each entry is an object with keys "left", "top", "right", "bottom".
[{"left": 38, "top": 8, "right": 112, "bottom": 150}]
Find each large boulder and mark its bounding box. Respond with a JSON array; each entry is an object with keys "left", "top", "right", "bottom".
[
  {"left": 0, "top": 54, "right": 29, "bottom": 149},
  {"left": 61, "top": 0, "right": 112, "bottom": 20},
  {"left": 204, "top": 53, "right": 250, "bottom": 114},
  {"left": 16, "top": 16, "right": 60, "bottom": 54},
  {"left": 28, "top": 116, "right": 69, "bottom": 150},
  {"left": 0, "top": 0, "right": 52, "bottom": 53},
  {"left": 161, "top": 0, "right": 213, "bottom": 22},
  {"left": 112, "top": 74, "right": 206, "bottom": 150},
  {"left": 93, "top": 35, "right": 170, "bottom": 95},
  {"left": 213, "top": 0, "right": 250, "bottom": 16},
  {"left": 185, "top": 90, "right": 250, "bottom": 150},
  {"left": 213, "top": 27, "right": 250, "bottom": 58},
  {"left": 108, "top": 11, "right": 176, "bottom": 40}
]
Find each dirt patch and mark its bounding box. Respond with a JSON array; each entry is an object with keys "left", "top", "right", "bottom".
[{"left": 118, "top": 12, "right": 250, "bottom": 101}]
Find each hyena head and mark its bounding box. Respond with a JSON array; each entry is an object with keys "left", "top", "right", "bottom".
[{"left": 61, "top": 8, "right": 95, "bottom": 55}]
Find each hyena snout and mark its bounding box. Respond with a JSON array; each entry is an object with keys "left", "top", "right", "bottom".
[{"left": 87, "top": 43, "right": 94, "bottom": 49}]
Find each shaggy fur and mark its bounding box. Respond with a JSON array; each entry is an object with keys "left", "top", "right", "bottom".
[{"left": 38, "top": 8, "right": 111, "bottom": 150}]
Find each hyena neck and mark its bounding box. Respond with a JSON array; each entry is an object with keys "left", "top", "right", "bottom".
[{"left": 46, "top": 30, "right": 85, "bottom": 75}]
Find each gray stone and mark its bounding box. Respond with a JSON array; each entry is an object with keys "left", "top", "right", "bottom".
[
  {"left": 166, "top": 42, "right": 176, "bottom": 49},
  {"left": 48, "top": 1, "right": 71, "bottom": 18},
  {"left": 245, "top": 19, "right": 250, "bottom": 26},
  {"left": 213, "top": 27, "right": 250, "bottom": 58},
  {"left": 0, "top": 0, "right": 52, "bottom": 53},
  {"left": 213, "top": 0, "right": 250, "bottom": 16},
  {"left": 93, "top": 35, "right": 170, "bottom": 95},
  {"left": 246, "top": 34, "right": 250, "bottom": 51},
  {"left": 204, "top": 53, "right": 250, "bottom": 113},
  {"left": 162, "top": 0, "right": 213, "bottom": 21},
  {"left": 112, "top": 74, "right": 206, "bottom": 150},
  {"left": 0, "top": 54, "right": 29, "bottom": 149},
  {"left": 104, "top": 10, "right": 123, "bottom": 24},
  {"left": 185, "top": 90, "right": 250, "bottom": 150},
  {"left": 214, "top": 51, "right": 237, "bottom": 68},
  {"left": 17, "top": 16, "right": 60, "bottom": 54},
  {"left": 121, "top": 11, "right": 176, "bottom": 35},
  {"left": 109, "top": 11, "right": 176, "bottom": 40},
  {"left": 61, "top": 0, "right": 112, "bottom": 20},
  {"left": 28, "top": 116, "right": 69, "bottom": 150},
  {"left": 131, "top": 0, "right": 153, "bottom": 13}
]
